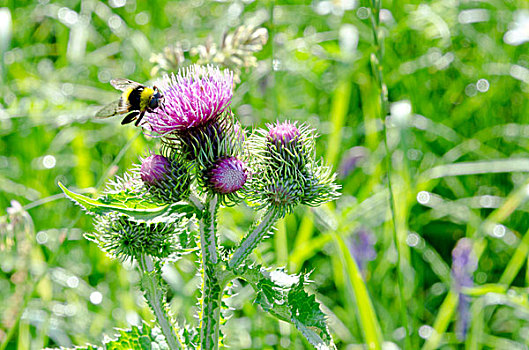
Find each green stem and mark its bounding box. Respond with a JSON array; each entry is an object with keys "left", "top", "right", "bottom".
[
  {"left": 368, "top": 1, "right": 411, "bottom": 348},
  {"left": 499, "top": 227, "right": 529, "bottom": 286},
  {"left": 200, "top": 195, "right": 218, "bottom": 264},
  {"left": 199, "top": 195, "right": 222, "bottom": 350},
  {"left": 138, "top": 255, "right": 182, "bottom": 350},
  {"left": 189, "top": 193, "right": 205, "bottom": 211},
  {"left": 421, "top": 290, "right": 458, "bottom": 350},
  {"left": 228, "top": 208, "right": 280, "bottom": 269}
]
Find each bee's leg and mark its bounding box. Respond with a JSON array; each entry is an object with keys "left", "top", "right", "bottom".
[
  {"left": 135, "top": 111, "right": 146, "bottom": 127},
  {"left": 121, "top": 111, "right": 139, "bottom": 125}
]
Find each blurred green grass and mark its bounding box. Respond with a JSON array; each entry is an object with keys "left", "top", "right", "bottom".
[{"left": 2, "top": 0, "right": 529, "bottom": 349}]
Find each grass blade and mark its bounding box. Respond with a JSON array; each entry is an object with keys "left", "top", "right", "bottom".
[{"left": 333, "top": 232, "right": 383, "bottom": 350}]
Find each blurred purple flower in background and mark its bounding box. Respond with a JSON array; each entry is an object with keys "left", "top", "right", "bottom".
[
  {"left": 145, "top": 65, "right": 233, "bottom": 135},
  {"left": 338, "top": 146, "right": 367, "bottom": 179},
  {"left": 348, "top": 228, "right": 376, "bottom": 273},
  {"left": 451, "top": 238, "right": 477, "bottom": 340}
]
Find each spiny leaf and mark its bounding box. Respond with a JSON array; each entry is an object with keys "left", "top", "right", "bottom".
[
  {"left": 59, "top": 182, "right": 199, "bottom": 222},
  {"left": 49, "top": 323, "right": 169, "bottom": 350},
  {"left": 104, "top": 324, "right": 169, "bottom": 350},
  {"left": 238, "top": 265, "right": 336, "bottom": 349},
  {"left": 289, "top": 275, "right": 332, "bottom": 348}
]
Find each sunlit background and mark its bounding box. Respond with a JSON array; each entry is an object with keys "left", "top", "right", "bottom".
[{"left": 2, "top": 0, "right": 529, "bottom": 348}]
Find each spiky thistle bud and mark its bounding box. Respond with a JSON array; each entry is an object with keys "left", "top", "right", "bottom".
[
  {"left": 141, "top": 154, "right": 171, "bottom": 185},
  {"left": 139, "top": 152, "right": 191, "bottom": 203},
  {"left": 90, "top": 214, "right": 187, "bottom": 262},
  {"left": 265, "top": 121, "right": 306, "bottom": 168},
  {"left": 207, "top": 156, "right": 248, "bottom": 195},
  {"left": 246, "top": 121, "right": 340, "bottom": 217}
]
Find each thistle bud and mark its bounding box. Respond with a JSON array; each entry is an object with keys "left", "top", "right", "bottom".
[
  {"left": 140, "top": 155, "right": 171, "bottom": 185},
  {"left": 208, "top": 157, "right": 248, "bottom": 194},
  {"left": 140, "top": 153, "right": 191, "bottom": 203},
  {"left": 91, "top": 214, "right": 187, "bottom": 262},
  {"left": 246, "top": 120, "right": 340, "bottom": 217}
]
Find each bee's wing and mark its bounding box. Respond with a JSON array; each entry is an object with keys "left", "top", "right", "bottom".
[
  {"left": 95, "top": 100, "right": 128, "bottom": 119},
  {"left": 110, "top": 78, "right": 143, "bottom": 91}
]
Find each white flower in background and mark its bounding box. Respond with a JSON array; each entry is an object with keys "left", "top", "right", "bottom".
[{"left": 504, "top": 10, "right": 529, "bottom": 46}]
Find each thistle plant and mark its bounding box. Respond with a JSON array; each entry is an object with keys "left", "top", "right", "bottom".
[{"left": 60, "top": 64, "right": 340, "bottom": 350}]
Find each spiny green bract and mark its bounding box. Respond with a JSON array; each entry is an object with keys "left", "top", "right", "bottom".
[
  {"left": 163, "top": 111, "right": 244, "bottom": 169},
  {"left": 163, "top": 111, "right": 248, "bottom": 205},
  {"left": 245, "top": 122, "right": 341, "bottom": 217},
  {"left": 89, "top": 213, "right": 187, "bottom": 262}
]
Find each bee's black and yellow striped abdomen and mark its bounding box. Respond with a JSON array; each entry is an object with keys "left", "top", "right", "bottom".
[
  {"left": 120, "top": 86, "right": 155, "bottom": 113},
  {"left": 95, "top": 78, "right": 161, "bottom": 126}
]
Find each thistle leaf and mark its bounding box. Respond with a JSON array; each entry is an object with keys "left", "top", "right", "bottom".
[
  {"left": 49, "top": 323, "right": 170, "bottom": 350},
  {"left": 59, "top": 182, "right": 199, "bottom": 222},
  {"left": 239, "top": 266, "right": 336, "bottom": 349}
]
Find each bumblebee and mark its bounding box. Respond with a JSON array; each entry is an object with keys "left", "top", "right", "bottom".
[{"left": 95, "top": 79, "right": 163, "bottom": 126}]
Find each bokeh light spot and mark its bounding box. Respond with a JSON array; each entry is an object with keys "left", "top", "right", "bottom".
[
  {"left": 357, "top": 7, "right": 370, "bottom": 19},
  {"left": 90, "top": 291, "right": 103, "bottom": 305},
  {"left": 476, "top": 78, "right": 489, "bottom": 92},
  {"left": 492, "top": 224, "right": 506, "bottom": 238},
  {"left": 67, "top": 276, "right": 79, "bottom": 288},
  {"left": 36, "top": 231, "right": 48, "bottom": 244},
  {"left": 43, "top": 155, "right": 56, "bottom": 169},
  {"left": 417, "top": 191, "right": 430, "bottom": 205},
  {"left": 418, "top": 325, "right": 433, "bottom": 339}
]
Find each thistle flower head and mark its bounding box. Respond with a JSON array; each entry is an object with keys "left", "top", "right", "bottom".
[
  {"left": 145, "top": 65, "right": 234, "bottom": 135},
  {"left": 207, "top": 157, "right": 248, "bottom": 194},
  {"left": 139, "top": 150, "right": 191, "bottom": 203}
]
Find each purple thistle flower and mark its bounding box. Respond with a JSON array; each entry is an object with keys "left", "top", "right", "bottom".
[
  {"left": 267, "top": 121, "right": 300, "bottom": 145},
  {"left": 145, "top": 65, "right": 234, "bottom": 135},
  {"left": 140, "top": 154, "right": 170, "bottom": 185},
  {"left": 451, "top": 238, "right": 477, "bottom": 340},
  {"left": 208, "top": 157, "right": 248, "bottom": 194}
]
